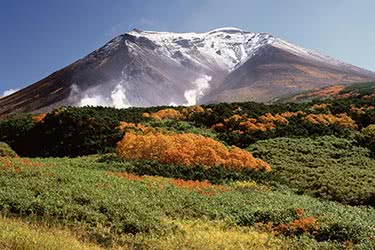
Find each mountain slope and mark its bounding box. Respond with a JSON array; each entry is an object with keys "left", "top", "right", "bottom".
[
  {"left": 274, "top": 81, "right": 375, "bottom": 103},
  {"left": 203, "top": 42, "right": 375, "bottom": 103},
  {"left": 1, "top": 27, "right": 375, "bottom": 115}
]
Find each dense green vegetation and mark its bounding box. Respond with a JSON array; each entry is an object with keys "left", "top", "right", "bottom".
[
  {"left": 1, "top": 94, "right": 375, "bottom": 248},
  {"left": 249, "top": 136, "right": 375, "bottom": 206},
  {"left": 1, "top": 156, "right": 375, "bottom": 249}
]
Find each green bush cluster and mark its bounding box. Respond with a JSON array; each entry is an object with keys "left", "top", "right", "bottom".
[
  {"left": 249, "top": 136, "right": 375, "bottom": 206},
  {"left": 97, "top": 155, "right": 273, "bottom": 185},
  {"left": 0, "top": 142, "right": 17, "bottom": 157}
]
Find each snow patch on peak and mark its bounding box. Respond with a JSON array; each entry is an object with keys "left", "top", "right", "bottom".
[
  {"left": 126, "top": 28, "right": 275, "bottom": 70},
  {"left": 207, "top": 27, "right": 244, "bottom": 34}
]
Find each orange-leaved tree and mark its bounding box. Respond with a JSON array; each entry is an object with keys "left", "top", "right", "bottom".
[
  {"left": 304, "top": 113, "right": 357, "bottom": 129},
  {"left": 116, "top": 132, "right": 271, "bottom": 172},
  {"left": 32, "top": 113, "right": 47, "bottom": 123},
  {"left": 143, "top": 106, "right": 205, "bottom": 120}
]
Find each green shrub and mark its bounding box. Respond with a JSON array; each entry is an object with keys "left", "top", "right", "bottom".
[
  {"left": 357, "top": 124, "right": 375, "bottom": 157},
  {"left": 97, "top": 155, "right": 274, "bottom": 185},
  {"left": 0, "top": 142, "right": 17, "bottom": 157},
  {"left": 249, "top": 136, "right": 375, "bottom": 206}
]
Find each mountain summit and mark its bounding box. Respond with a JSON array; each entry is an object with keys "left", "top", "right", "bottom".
[{"left": 1, "top": 27, "right": 375, "bottom": 114}]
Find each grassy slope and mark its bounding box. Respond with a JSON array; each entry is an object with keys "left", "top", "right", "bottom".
[
  {"left": 1, "top": 156, "right": 375, "bottom": 249},
  {"left": 0, "top": 216, "right": 102, "bottom": 250},
  {"left": 249, "top": 136, "right": 375, "bottom": 206}
]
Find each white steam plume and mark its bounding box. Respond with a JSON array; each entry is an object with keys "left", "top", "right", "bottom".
[
  {"left": 184, "top": 75, "right": 211, "bottom": 106},
  {"left": 110, "top": 84, "right": 131, "bottom": 108},
  {"left": 78, "top": 84, "right": 131, "bottom": 108}
]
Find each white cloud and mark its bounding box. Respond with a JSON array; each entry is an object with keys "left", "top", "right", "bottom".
[{"left": 1, "top": 88, "right": 19, "bottom": 98}]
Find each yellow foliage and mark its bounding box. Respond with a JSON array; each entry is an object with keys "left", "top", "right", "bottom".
[
  {"left": 216, "top": 112, "right": 306, "bottom": 134},
  {"left": 181, "top": 105, "right": 205, "bottom": 117},
  {"left": 239, "top": 119, "right": 275, "bottom": 132},
  {"left": 232, "top": 181, "right": 257, "bottom": 190},
  {"left": 362, "top": 124, "right": 375, "bottom": 137},
  {"left": 144, "top": 106, "right": 205, "bottom": 121},
  {"left": 279, "top": 111, "right": 306, "bottom": 118},
  {"left": 116, "top": 132, "right": 271, "bottom": 172},
  {"left": 0, "top": 216, "right": 102, "bottom": 250},
  {"left": 224, "top": 114, "right": 246, "bottom": 124},
  {"left": 311, "top": 103, "right": 329, "bottom": 110},
  {"left": 304, "top": 113, "right": 357, "bottom": 129},
  {"left": 117, "top": 121, "right": 151, "bottom": 133},
  {"left": 149, "top": 108, "right": 185, "bottom": 120},
  {"left": 144, "top": 219, "right": 285, "bottom": 250},
  {"left": 350, "top": 105, "right": 374, "bottom": 114},
  {"left": 258, "top": 113, "right": 289, "bottom": 124}
]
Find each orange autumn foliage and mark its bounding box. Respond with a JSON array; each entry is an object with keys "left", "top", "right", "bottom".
[
  {"left": 258, "top": 209, "right": 319, "bottom": 236},
  {"left": 279, "top": 111, "right": 306, "bottom": 118},
  {"left": 0, "top": 157, "right": 49, "bottom": 173},
  {"left": 275, "top": 216, "right": 319, "bottom": 235},
  {"left": 116, "top": 132, "right": 271, "bottom": 172},
  {"left": 311, "top": 103, "right": 329, "bottom": 110},
  {"left": 113, "top": 172, "right": 145, "bottom": 181},
  {"left": 239, "top": 119, "right": 275, "bottom": 132},
  {"left": 292, "top": 85, "right": 346, "bottom": 101},
  {"left": 215, "top": 112, "right": 306, "bottom": 133},
  {"left": 304, "top": 113, "right": 357, "bottom": 129},
  {"left": 181, "top": 106, "right": 205, "bottom": 116},
  {"left": 117, "top": 121, "right": 149, "bottom": 133},
  {"left": 258, "top": 113, "right": 289, "bottom": 124},
  {"left": 32, "top": 113, "right": 47, "bottom": 123},
  {"left": 143, "top": 106, "right": 205, "bottom": 120},
  {"left": 350, "top": 105, "right": 374, "bottom": 114},
  {"left": 147, "top": 108, "right": 185, "bottom": 120}
]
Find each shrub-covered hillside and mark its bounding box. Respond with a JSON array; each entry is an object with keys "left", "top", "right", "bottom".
[
  {"left": 1, "top": 96, "right": 375, "bottom": 157},
  {"left": 1, "top": 97, "right": 375, "bottom": 249}
]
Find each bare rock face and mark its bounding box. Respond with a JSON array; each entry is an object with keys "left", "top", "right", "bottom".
[{"left": 1, "top": 27, "right": 375, "bottom": 115}]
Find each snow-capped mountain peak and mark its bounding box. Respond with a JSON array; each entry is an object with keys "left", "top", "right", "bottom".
[{"left": 127, "top": 27, "right": 275, "bottom": 70}]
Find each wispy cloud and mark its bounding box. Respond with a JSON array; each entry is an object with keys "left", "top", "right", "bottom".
[{"left": 1, "top": 88, "right": 19, "bottom": 98}]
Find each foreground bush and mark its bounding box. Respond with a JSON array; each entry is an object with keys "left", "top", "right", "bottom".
[
  {"left": 0, "top": 142, "right": 17, "bottom": 157},
  {"left": 116, "top": 132, "right": 271, "bottom": 172}
]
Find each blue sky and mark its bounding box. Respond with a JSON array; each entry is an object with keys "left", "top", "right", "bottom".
[{"left": 0, "top": 0, "right": 374, "bottom": 95}]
